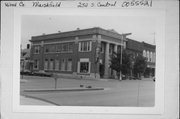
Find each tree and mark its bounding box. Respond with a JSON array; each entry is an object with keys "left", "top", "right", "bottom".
[
  {"left": 133, "top": 55, "right": 147, "bottom": 79},
  {"left": 110, "top": 50, "right": 131, "bottom": 78},
  {"left": 121, "top": 51, "right": 132, "bottom": 77}
]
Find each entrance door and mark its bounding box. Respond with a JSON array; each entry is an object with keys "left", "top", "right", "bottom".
[{"left": 99, "top": 64, "right": 104, "bottom": 78}]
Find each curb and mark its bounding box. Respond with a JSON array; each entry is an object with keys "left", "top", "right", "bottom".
[{"left": 23, "top": 88, "right": 104, "bottom": 92}]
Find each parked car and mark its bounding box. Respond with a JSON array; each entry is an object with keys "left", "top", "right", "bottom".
[
  {"left": 33, "top": 71, "right": 52, "bottom": 77},
  {"left": 20, "top": 70, "right": 33, "bottom": 75}
]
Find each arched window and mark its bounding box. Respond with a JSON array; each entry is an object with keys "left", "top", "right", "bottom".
[
  {"left": 153, "top": 52, "right": 156, "bottom": 63},
  {"left": 150, "top": 52, "right": 153, "bottom": 62},
  {"left": 147, "top": 51, "right": 149, "bottom": 62},
  {"left": 143, "top": 50, "right": 146, "bottom": 57}
]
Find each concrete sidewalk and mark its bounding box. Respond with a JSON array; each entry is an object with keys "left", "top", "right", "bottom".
[{"left": 20, "top": 96, "right": 54, "bottom": 105}]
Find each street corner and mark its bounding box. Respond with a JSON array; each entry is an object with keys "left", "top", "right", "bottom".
[{"left": 20, "top": 96, "right": 57, "bottom": 105}]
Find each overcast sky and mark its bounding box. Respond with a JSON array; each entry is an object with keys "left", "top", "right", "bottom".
[{"left": 21, "top": 15, "right": 157, "bottom": 49}]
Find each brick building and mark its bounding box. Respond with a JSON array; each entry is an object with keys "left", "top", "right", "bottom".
[
  {"left": 142, "top": 42, "right": 156, "bottom": 77},
  {"left": 126, "top": 38, "right": 156, "bottom": 77},
  {"left": 30, "top": 27, "right": 127, "bottom": 79},
  {"left": 20, "top": 44, "right": 32, "bottom": 72}
]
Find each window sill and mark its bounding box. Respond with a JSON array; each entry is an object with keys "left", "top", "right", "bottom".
[
  {"left": 44, "top": 51, "right": 73, "bottom": 54},
  {"left": 78, "top": 51, "right": 91, "bottom": 53},
  {"left": 77, "top": 73, "right": 90, "bottom": 75}
]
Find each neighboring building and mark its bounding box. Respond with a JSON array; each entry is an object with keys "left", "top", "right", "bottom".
[
  {"left": 126, "top": 38, "right": 156, "bottom": 77},
  {"left": 126, "top": 38, "right": 142, "bottom": 57},
  {"left": 20, "top": 44, "right": 33, "bottom": 72},
  {"left": 29, "top": 27, "right": 127, "bottom": 79},
  {"left": 142, "top": 42, "right": 156, "bottom": 77}
]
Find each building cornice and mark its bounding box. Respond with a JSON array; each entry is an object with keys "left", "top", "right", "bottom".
[{"left": 30, "top": 27, "right": 124, "bottom": 42}]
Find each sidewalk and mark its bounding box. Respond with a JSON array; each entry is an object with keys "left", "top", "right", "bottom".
[{"left": 20, "top": 96, "right": 54, "bottom": 105}]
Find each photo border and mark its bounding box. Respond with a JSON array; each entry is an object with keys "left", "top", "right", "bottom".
[{"left": 13, "top": 8, "right": 165, "bottom": 114}]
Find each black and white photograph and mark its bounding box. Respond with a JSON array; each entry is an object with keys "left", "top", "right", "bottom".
[
  {"left": 20, "top": 15, "right": 157, "bottom": 107},
  {"left": 1, "top": 0, "right": 179, "bottom": 119}
]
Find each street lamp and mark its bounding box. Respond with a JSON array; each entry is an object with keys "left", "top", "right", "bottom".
[{"left": 119, "top": 44, "right": 123, "bottom": 81}]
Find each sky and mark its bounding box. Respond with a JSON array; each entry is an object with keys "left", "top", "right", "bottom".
[{"left": 21, "top": 15, "right": 157, "bottom": 49}]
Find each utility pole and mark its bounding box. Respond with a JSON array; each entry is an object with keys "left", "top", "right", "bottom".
[
  {"left": 119, "top": 33, "right": 131, "bottom": 81},
  {"left": 152, "top": 32, "right": 156, "bottom": 45},
  {"left": 119, "top": 44, "right": 123, "bottom": 81}
]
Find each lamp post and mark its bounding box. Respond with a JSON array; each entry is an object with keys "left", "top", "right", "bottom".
[
  {"left": 119, "top": 44, "right": 123, "bottom": 81},
  {"left": 119, "top": 33, "right": 132, "bottom": 80}
]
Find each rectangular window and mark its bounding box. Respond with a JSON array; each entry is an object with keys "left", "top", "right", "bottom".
[
  {"left": 61, "top": 59, "right": 66, "bottom": 71},
  {"left": 80, "top": 62, "right": 89, "bottom": 73},
  {"left": 44, "top": 59, "right": 48, "bottom": 70},
  {"left": 55, "top": 59, "right": 59, "bottom": 71},
  {"left": 44, "top": 46, "right": 49, "bottom": 53},
  {"left": 109, "top": 45, "right": 113, "bottom": 55},
  {"left": 50, "top": 45, "right": 56, "bottom": 52},
  {"left": 44, "top": 45, "right": 56, "bottom": 53},
  {"left": 49, "top": 59, "right": 54, "bottom": 70},
  {"left": 34, "top": 46, "right": 40, "bottom": 54},
  {"left": 33, "top": 59, "right": 39, "bottom": 69},
  {"left": 62, "top": 43, "right": 68, "bottom": 52},
  {"left": 68, "top": 43, "right": 73, "bottom": 52},
  {"left": 79, "top": 41, "right": 92, "bottom": 52},
  {"left": 101, "top": 43, "right": 104, "bottom": 53},
  {"left": 67, "top": 59, "right": 72, "bottom": 71},
  {"left": 56, "top": 44, "right": 61, "bottom": 52}
]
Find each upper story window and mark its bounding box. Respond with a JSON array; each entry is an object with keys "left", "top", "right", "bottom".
[
  {"left": 153, "top": 52, "right": 156, "bottom": 63},
  {"left": 44, "top": 45, "right": 56, "bottom": 53},
  {"left": 61, "top": 43, "right": 73, "bottom": 52},
  {"left": 62, "top": 43, "right": 68, "bottom": 52},
  {"left": 143, "top": 50, "right": 146, "bottom": 57},
  {"left": 100, "top": 43, "right": 105, "bottom": 53},
  {"left": 150, "top": 52, "right": 153, "bottom": 62},
  {"left": 109, "top": 45, "right": 113, "bottom": 55},
  {"left": 56, "top": 44, "right": 61, "bottom": 52},
  {"left": 147, "top": 51, "right": 150, "bottom": 62},
  {"left": 68, "top": 43, "right": 73, "bottom": 51},
  {"left": 44, "top": 42, "right": 73, "bottom": 53},
  {"left": 34, "top": 46, "right": 40, "bottom": 54},
  {"left": 79, "top": 41, "right": 92, "bottom": 52}
]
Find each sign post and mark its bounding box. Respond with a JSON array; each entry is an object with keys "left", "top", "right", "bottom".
[{"left": 53, "top": 73, "right": 58, "bottom": 89}]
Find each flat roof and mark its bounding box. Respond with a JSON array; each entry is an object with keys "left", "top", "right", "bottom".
[{"left": 30, "top": 27, "right": 124, "bottom": 42}]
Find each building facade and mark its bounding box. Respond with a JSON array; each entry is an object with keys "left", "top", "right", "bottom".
[
  {"left": 126, "top": 38, "right": 156, "bottom": 77},
  {"left": 142, "top": 42, "right": 156, "bottom": 77},
  {"left": 20, "top": 44, "right": 32, "bottom": 72},
  {"left": 30, "top": 27, "right": 126, "bottom": 79}
]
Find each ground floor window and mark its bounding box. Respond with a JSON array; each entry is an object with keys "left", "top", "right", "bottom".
[
  {"left": 33, "top": 59, "right": 39, "bottom": 70},
  {"left": 55, "top": 59, "right": 59, "bottom": 71},
  {"left": 80, "top": 62, "right": 90, "bottom": 73},
  {"left": 44, "top": 59, "right": 48, "bottom": 70},
  {"left": 49, "top": 59, "right": 54, "bottom": 70},
  {"left": 67, "top": 59, "right": 72, "bottom": 71},
  {"left": 61, "top": 59, "right": 66, "bottom": 71}
]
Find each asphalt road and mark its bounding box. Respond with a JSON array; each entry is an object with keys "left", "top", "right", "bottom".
[{"left": 20, "top": 76, "right": 155, "bottom": 107}]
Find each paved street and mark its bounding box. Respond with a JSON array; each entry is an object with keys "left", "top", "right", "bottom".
[{"left": 20, "top": 76, "right": 155, "bottom": 107}]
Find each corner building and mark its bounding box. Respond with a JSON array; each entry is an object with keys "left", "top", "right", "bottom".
[{"left": 30, "top": 27, "right": 126, "bottom": 79}]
